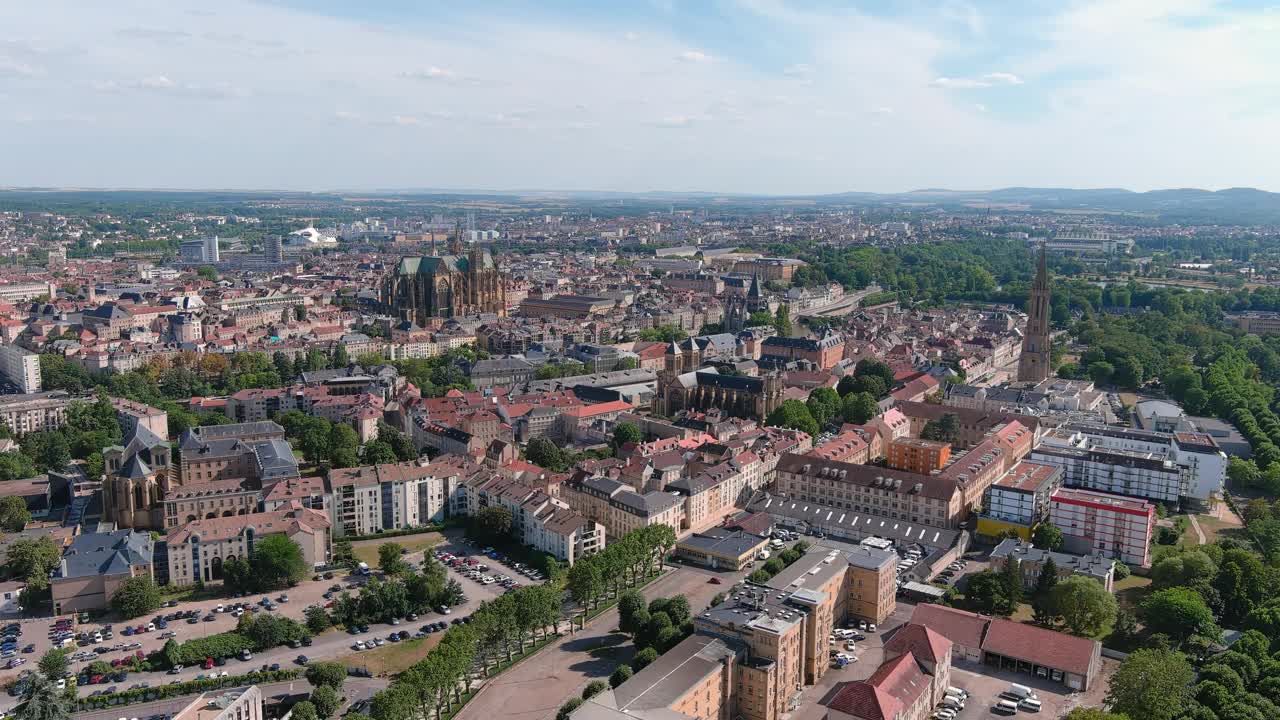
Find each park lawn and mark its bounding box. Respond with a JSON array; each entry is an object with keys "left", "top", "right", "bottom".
[
  {"left": 352, "top": 532, "right": 443, "bottom": 567},
  {"left": 340, "top": 635, "right": 443, "bottom": 676},
  {"left": 1113, "top": 574, "right": 1152, "bottom": 612},
  {"left": 1193, "top": 513, "right": 1240, "bottom": 544}
]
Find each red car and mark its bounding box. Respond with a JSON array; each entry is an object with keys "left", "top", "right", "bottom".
[{"left": 204, "top": 658, "right": 215, "bottom": 669}]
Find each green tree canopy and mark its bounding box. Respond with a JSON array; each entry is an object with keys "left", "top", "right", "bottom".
[
  {"left": 110, "top": 575, "right": 161, "bottom": 619},
  {"left": 1049, "top": 576, "right": 1117, "bottom": 637},
  {"left": 1104, "top": 649, "right": 1194, "bottom": 720}
]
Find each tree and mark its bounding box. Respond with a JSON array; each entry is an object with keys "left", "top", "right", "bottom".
[
  {"left": 611, "top": 422, "right": 642, "bottom": 450},
  {"left": 1142, "top": 588, "right": 1218, "bottom": 645},
  {"left": 1031, "top": 558, "right": 1060, "bottom": 625},
  {"left": 110, "top": 575, "right": 161, "bottom": 619},
  {"left": 1032, "top": 523, "right": 1065, "bottom": 552},
  {"left": 0, "top": 451, "right": 36, "bottom": 482},
  {"left": 1115, "top": 356, "right": 1145, "bottom": 389},
  {"left": 557, "top": 698, "right": 584, "bottom": 720},
  {"left": 1113, "top": 610, "right": 1138, "bottom": 641},
  {"left": 765, "top": 399, "right": 819, "bottom": 436},
  {"left": 474, "top": 506, "right": 513, "bottom": 543},
  {"left": 378, "top": 543, "right": 409, "bottom": 575},
  {"left": 37, "top": 648, "right": 68, "bottom": 680},
  {"left": 618, "top": 590, "right": 649, "bottom": 637},
  {"left": 329, "top": 423, "right": 361, "bottom": 469},
  {"left": 609, "top": 665, "right": 633, "bottom": 688},
  {"left": 17, "top": 672, "right": 72, "bottom": 720},
  {"left": 310, "top": 685, "right": 341, "bottom": 718},
  {"left": 1062, "top": 710, "right": 1129, "bottom": 720},
  {"left": 854, "top": 359, "right": 896, "bottom": 390},
  {"left": 303, "top": 660, "right": 347, "bottom": 690},
  {"left": 378, "top": 423, "right": 418, "bottom": 461},
  {"left": 1088, "top": 361, "right": 1115, "bottom": 386},
  {"left": 773, "top": 305, "right": 792, "bottom": 336},
  {"left": 332, "top": 344, "right": 350, "bottom": 368},
  {"left": 305, "top": 606, "right": 331, "bottom": 635},
  {"left": 965, "top": 571, "right": 1015, "bottom": 616},
  {"left": 920, "top": 413, "right": 960, "bottom": 444},
  {"left": 664, "top": 595, "right": 690, "bottom": 624},
  {"left": 526, "top": 437, "right": 566, "bottom": 471},
  {"left": 1229, "top": 456, "right": 1261, "bottom": 489},
  {"left": 633, "top": 646, "right": 658, "bottom": 671},
  {"left": 291, "top": 701, "right": 320, "bottom": 720},
  {"left": 250, "top": 534, "right": 308, "bottom": 590},
  {"left": 841, "top": 392, "right": 879, "bottom": 424},
  {"left": 360, "top": 440, "right": 398, "bottom": 465},
  {"left": 582, "top": 680, "right": 609, "bottom": 700},
  {"left": 0, "top": 495, "right": 32, "bottom": 531},
  {"left": 6, "top": 536, "right": 60, "bottom": 583},
  {"left": 1105, "top": 649, "right": 1193, "bottom": 720},
  {"left": 806, "top": 387, "right": 841, "bottom": 429},
  {"left": 1049, "top": 576, "right": 1116, "bottom": 637}
]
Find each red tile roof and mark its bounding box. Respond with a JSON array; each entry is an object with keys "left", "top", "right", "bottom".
[{"left": 981, "top": 617, "right": 1099, "bottom": 676}]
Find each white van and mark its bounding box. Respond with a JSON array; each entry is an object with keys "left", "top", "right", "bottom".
[
  {"left": 1004, "top": 684, "right": 1036, "bottom": 700},
  {"left": 1020, "top": 698, "right": 1042, "bottom": 712},
  {"left": 944, "top": 686, "right": 968, "bottom": 699},
  {"left": 939, "top": 696, "right": 964, "bottom": 711},
  {"left": 993, "top": 700, "right": 1019, "bottom": 715}
]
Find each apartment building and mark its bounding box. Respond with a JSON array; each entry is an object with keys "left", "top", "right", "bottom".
[
  {"left": 165, "top": 506, "right": 331, "bottom": 586},
  {"left": 172, "top": 686, "right": 263, "bottom": 720},
  {"left": 808, "top": 430, "right": 871, "bottom": 464},
  {"left": 667, "top": 451, "right": 764, "bottom": 530},
  {"left": 561, "top": 475, "right": 686, "bottom": 540},
  {"left": 1035, "top": 423, "right": 1226, "bottom": 508},
  {"left": 0, "top": 343, "right": 41, "bottom": 393},
  {"left": 774, "top": 454, "right": 965, "bottom": 529},
  {"left": 1049, "top": 487, "right": 1156, "bottom": 567},
  {"left": 843, "top": 545, "right": 900, "bottom": 626},
  {"left": 978, "top": 461, "right": 1063, "bottom": 541},
  {"left": 0, "top": 391, "right": 70, "bottom": 435},
  {"left": 886, "top": 437, "right": 951, "bottom": 474},
  {"left": 452, "top": 471, "right": 603, "bottom": 564},
  {"left": 990, "top": 539, "right": 1116, "bottom": 592},
  {"left": 328, "top": 457, "right": 478, "bottom": 536},
  {"left": 893, "top": 401, "right": 1042, "bottom": 451}
]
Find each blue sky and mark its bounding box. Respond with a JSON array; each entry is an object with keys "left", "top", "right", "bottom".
[{"left": 2, "top": 0, "right": 1279, "bottom": 193}]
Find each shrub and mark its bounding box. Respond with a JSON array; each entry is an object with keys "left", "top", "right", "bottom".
[
  {"left": 582, "top": 680, "right": 609, "bottom": 700},
  {"left": 557, "top": 698, "right": 584, "bottom": 720}
]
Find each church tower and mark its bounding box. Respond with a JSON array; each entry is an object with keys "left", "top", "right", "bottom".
[{"left": 1018, "top": 242, "right": 1052, "bottom": 382}]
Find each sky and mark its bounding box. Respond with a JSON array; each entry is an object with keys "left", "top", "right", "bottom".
[{"left": 2, "top": 0, "right": 1280, "bottom": 194}]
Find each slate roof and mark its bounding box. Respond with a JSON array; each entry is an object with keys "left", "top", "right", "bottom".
[{"left": 57, "top": 530, "right": 152, "bottom": 579}]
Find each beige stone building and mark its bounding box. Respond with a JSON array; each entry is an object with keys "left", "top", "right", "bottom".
[{"left": 164, "top": 506, "right": 330, "bottom": 586}]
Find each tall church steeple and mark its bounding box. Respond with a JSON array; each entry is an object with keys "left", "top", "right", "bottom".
[
  {"left": 1018, "top": 242, "right": 1052, "bottom": 383},
  {"left": 450, "top": 221, "right": 464, "bottom": 255}
]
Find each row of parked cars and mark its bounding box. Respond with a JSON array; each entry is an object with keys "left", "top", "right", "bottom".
[
  {"left": 1, "top": 622, "right": 27, "bottom": 659},
  {"left": 936, "top": 559, "right": 969, "bottom": 585},
  {"left": 931, "top": 686, "right": 969, "bottom": 719}
]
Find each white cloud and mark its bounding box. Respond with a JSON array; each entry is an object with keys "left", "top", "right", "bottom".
[
  {"left": 974, "top": 103, "right": 987, "bottom": 112},
  {"left": 646, "top": 114, "right": 699, "bottom": 128},
  {"left": 677, "top": 50, "right": 713, "bottom": 63},
  {"left": 0, "top": 56, "right": 40, "bottom": 77},
  {"left": 2, "top": 0, "right": 1280, "bottom": 192},
  {"left": 931, "top": 72, "right": 1024, "bottom": 89},
  {"left": 400, "top": 66, "right": 457, "bottom": 81}
]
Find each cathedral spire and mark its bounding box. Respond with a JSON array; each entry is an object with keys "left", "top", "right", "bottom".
[
  {"left": 1018, "top": 241, "right": 1052, "bottom": 383},
  {"left": 450, "top": 221, "right": 464, "bottom": 255}
]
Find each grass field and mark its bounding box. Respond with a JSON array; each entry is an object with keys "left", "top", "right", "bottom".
[
  {"left": 352, "top": 532, "right": 443, "bottom": 567},
  {"left": 339, "top": 634, "right": 444, "bottom": 676}
]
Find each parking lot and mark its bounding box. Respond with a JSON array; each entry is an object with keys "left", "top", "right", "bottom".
[{"left": 0, "top": 529, "right": 528, "bottom": 711}]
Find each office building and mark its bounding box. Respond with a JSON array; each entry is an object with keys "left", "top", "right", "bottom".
[
  {"left": 328, "top": 458, "right": 474, "bottom": 536},
  {"left": 885, "top": 437, "right": 951, "bottom": 475}
]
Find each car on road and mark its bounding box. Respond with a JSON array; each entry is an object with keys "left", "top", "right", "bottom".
[{"left": 295, "top": 655, "right": 309, "bottom": 665}]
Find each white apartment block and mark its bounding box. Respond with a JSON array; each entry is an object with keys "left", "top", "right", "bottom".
[
  {"left": 1049, "top": 488, "right": 1155, "bottom": 568},
  {"left": 982, "top": 461, "right": 1063, "bottom": 527},
  {"left": 1031, "top": 424, "right": 1226, "bottom": 508},
  {"left": 0, "top": 391, "right": 70, "bottom": 436},
  {"left": 0, "top": 344, "right": 41, "bottom": 394},
  {"left": 0, "top": 281, "right": 56, "bottom": 303},
  {"left": 327, "top": 458, "right": 470, "bottom": 536},
  {"left": 453, "top": 470, "right": 604, "bottom": 565}
]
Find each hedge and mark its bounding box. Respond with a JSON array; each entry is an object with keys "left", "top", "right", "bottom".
[
  {"left": 169, "top": 632, "right": 255, "bottom": 666},
  {"left": 74, "top": 669, "right": 299, "bottom": 711}
]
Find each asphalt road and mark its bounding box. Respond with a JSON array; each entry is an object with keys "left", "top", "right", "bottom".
[{"left": 0, "top": 530, "right": 516, "bottom": 714}]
